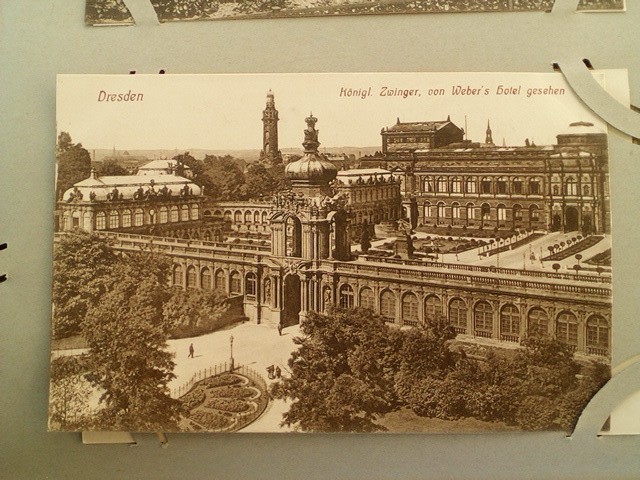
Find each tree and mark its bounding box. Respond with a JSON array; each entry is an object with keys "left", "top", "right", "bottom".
[
  {"left": 271, "top": 307, "right": 402, "bottom": 432},
  {"left": 243, "top": 163, "right": 279, "bottom": 199},
  {"left": 202, "top": 155, "right": 246, "bottom": 200},
  {"left": 56, "top": 131, "right": 74, "bottom": 154},
  {"left": 163, "top": 287, "right": 230, "bottom": 338},
  {"left": 173, "top": 152, "right": 205, "bottom": 183},
  {"left": 56, "top": 132, "right": 92, "bottom": 200},
  {"left": 266, "top": 163, "right": 291, "bottom": 192},
  {"left": 96, "top": 158, "right": 128, "bottom": 176},
  {"left": 83, "top": 253, "right": 181, "bottom": 431},
  {"left": 52, "top": 230, "right": 119, "bottom": 338}
]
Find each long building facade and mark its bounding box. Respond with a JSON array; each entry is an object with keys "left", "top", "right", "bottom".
[
  {"left": 363, "top": 120, "right": 610, "bottom": 235},
  {"left": 57, "top": 110, "right": 612, "bottom": 359}
]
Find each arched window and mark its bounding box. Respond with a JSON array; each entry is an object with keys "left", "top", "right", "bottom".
[
  {"left": 424, "top": 295, "right": 442, "bottom": 323},
  {"left": 474, "top": 301, "right": 493, "bottom": 338},
  {"left": 481, "top": 203, "right": 491, "bottom": 221},
  {"left": 556, "top": 311, "right": 578, "bottom": 347},
  {"left": 586, "top": 315, "right": 609, "bottom": 355},
  {"left": 451, "top": 202, "right": 460, "bottom": 219},
  {"left": 254, "top": 211, "right": 261, "bottom": 224},
  {"left": 244, "top": 211, "right": 252, "bottom": 223},
  {"left": 437, "top": 176, "right": 447, "bottom": 193},
  {"left": 245, "top": 273, "right": 257, "bottom": 299},
  {"left": 401, "top": 292, "right": 419, "bottom": 326},
  {"left": 224, "top": 210, "right": 232, "bottom": 221},
  {"left": 285, "top": 215, "right": 302, "bottom": 258},
  {"left": 529, "top": 178, "right": 541, "bottom": 195},
  {"left": 170, "top": 206, "right": 179, "bottom": 222},
  {"left": 181, "top": 205, "right": 190, "bottom": 221},
  {"left": 214, "top": 269, "right": 226, "bottom": 292},
  {"left": 481, "top": 177, "right": 492, "bottom": 194},
  {"left": 528, "top": 307, "right": 548, "bottom": 337},
  {"left": 565, "top": 177, "right": 578, "bottom": 196},
  {"left": 496, "top": 177, "right": 508, "bottom": 194},
  {"left": 159, "top": 206, "right": 168, "bottom": 224},
  {"left": 108, "top": 211, "right": 119, "bottom": 229},
  {"left": 422, "top": 177, "right": 433, "bottom": 192},
  {"left": 513, "top": 204, "right": 523, "bottom": 221},
  {"left": 234, "top": 211, "right": 242, "bottom": 223},
  {"left": 466, "top": 203, "right": 475, "bottom": 220},
  {"left": 449, "top": 298, "right": 467, "bottom": 333},
  {"left": 173, "top": 264, "right": 183, "bottom": 286},
  {"left": 451, "top": 177, "right": 462, "bottom": 193},
  {"left": 380, "top": 290, "right": 396, "bottom": 322},
  {"left": 134, "top": 208, "right": 144, "bottom": 226},
  {"left": 190, "top": 204, "right": 199, "bottom": 221},
  {"left": 497, "top": 204, "right": 507, "bottom": 222},
  {"left": 466, "top": 177, "right": 477, "bottom": 194},
  {"left": 423, "top": 202, "right": 431, "bottom": 219},
  {"left": 339, "top": 284, "right": 354, "bottom": 309},
  {"left": 95, "top": 212, "right": 106, "bottom": 230},
  {"left": 500, "top": 304, "right": 520, "bottom": 342},
  {"left": 201, "top": 267, "right": 212, "bottom": 290},
  {"left": 437, "top": 202, "right": 446, "bottom": 223},
  {"left": 186, "top": 266, "right": 197, "bottom": 288},
  {"left": 230, "top": 271, "right": 242, "bottom": 295},
  {"left": 529, "top": 204, "right": 540, "bottom": 222},
  {"left": 122, "top": 209, "right": 132, "bottom": 228},
  {"left": 512, "top": 177, "right": 523, "bottom": 195},
  {"left": 359, "top": 287, "right": 374, "bottom": 310},
  {"left": 262, "top": 211, "right": 269, "bottom": 223}
]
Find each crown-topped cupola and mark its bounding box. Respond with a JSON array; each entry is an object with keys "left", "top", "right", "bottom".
[{"left": 285, "top": 113, "right": 338, "bottom": 196}]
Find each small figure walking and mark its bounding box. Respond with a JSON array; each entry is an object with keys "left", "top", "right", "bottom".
[
  {"left": 188, "top": 343, "right": 194, "bottom": 358},
  {"left": 277, "top": 322, "right": 283, "bottom": 336},
  {"left": 275, "top": 366, "right": 282, "bottom": 379}
]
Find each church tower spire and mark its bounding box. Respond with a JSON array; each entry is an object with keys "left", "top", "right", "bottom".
[
  {"left": 259, "top": 90, "right": 282, "bottom": 165},
  {"left": 485, "top": 120, "right": 494, "bottom": 145}
]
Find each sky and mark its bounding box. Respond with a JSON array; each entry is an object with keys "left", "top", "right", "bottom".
[{"left": 56, "top": 72, "right": 607, "bottom": 152}]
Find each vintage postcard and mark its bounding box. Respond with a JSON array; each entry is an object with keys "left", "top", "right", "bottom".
[
  {"left": 85, "top": 0, "right": 134, "bottom": 25},
  {"left": 85, "top": 0, "right": 625, "bottom": 24},
  {"left": 50, "top": 72, "right": 619, "bottom": 433}
]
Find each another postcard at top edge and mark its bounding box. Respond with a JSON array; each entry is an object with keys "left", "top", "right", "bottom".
[
  {"left": 50, "top": 71, "right": 623, "bottom": 433},
  {"left": 85, "top": 0, "right": 625, "bottom": 24}
]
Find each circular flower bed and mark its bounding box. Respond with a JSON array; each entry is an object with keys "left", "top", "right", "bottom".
[{"left": 180, "top": 371, "right": 268, "bottom": 432}]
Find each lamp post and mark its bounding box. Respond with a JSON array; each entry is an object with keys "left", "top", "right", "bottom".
[{"left": 229, "top": 335, "right": 235, "bottom": 372}]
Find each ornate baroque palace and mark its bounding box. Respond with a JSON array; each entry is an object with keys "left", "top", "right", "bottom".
[{"left": 57, "top": 93, "right": 612, "bottom": 359}]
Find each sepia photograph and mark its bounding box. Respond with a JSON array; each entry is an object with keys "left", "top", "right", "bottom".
[
  {"left": 84, "top": 0, "right": 625, "bottom": 24},
  {"left": 50, "top": 72, "right": 614, "bottom": 433}
]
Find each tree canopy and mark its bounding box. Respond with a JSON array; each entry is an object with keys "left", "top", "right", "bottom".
[
  {"left": 202, "top": 154, "right": 247, "bottom": 200},
  {"left": 83, "top": 252, "right": 182, "bottom": 431},
  {"left": 96, "top": 158, "right": 128, "bottom": 176},
  {"left": 271, "top": 307, "right": 404, "bottom": 432},
  {"left": 52, "top": 230, "right": 234, "bottom": 430},
  {"left": 52, "top": 230, "right": 119, "bottom": 338},
  {"left": 272, "top": 306, "right": 608, "bottom": 433},
  {"left": 56, "top": 132, "right": 92, "bottom": 200}
]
